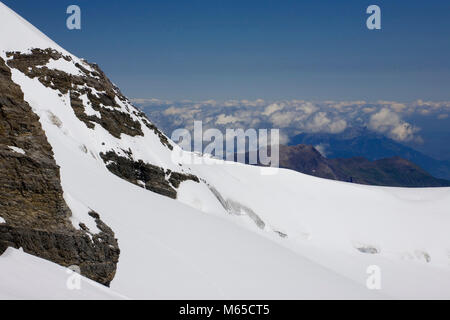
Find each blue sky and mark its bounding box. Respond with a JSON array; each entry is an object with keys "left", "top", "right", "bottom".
[{"left": 3, "top": 0, "right": 450, "bottom": 101}]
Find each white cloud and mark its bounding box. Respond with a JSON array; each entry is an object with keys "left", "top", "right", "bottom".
[
  {"left": 419, "top": 108, "right": 431, "bottom": 115},
  {"left": 369, "top": 108, "right": 400, "bottom": 131},
  {"left": 216, "top": 114, "right": 240, "bottom": 125},
  {"left": 306, "top": 112, "right": 330, "bottom": 132},
  {"left": 390, "top": 103, "right": 407, "bottom": 113},
  {"left": 415, "top": 100, "right": 443, "bottom": 108},
  {"left": 314, "top": 144, "right": 328, "bottom": 157},
  {"left": 363, "top": 107, "right": 376, "bottom": 113},
  {"left": 142, "top": 98, "right": 450, "bottom": 144},
  {"left": 295, "top": 102, "right": 318, "bottom": 115},
  {"left": 263, "top": 103, "right": 284, "bottom": 116},
  {"left": 164, "top": 106, "right": 185, "bottom": 115},
  {"left": 306, "top": 112, "right": 347, "bottom": 134},
  {"left": 241, "top": 99, "right": 266, "bottom": 107},
  {"left": 377, "top": 101, "right": 407, "bottom": 113},
  {"left": 328, "top": 119, "right": 348, "bottom": 134},
  {"left": 390, "top": 123, "right": 418, "bottom": 142},
  {"left": 278, "top": 132, "right": 290, "bottom": 145},
  {"left": 325, "top": 101, "right": 366, "bottom": 112},
  {"left": 200, "top": 100, "right": 217, "bottom": 107},
  {"left": 369, "top": 108, "right": 419, "bottom": 142},
  {"left": 223, "top": 100, "right": 240, "bottom": 107},
  {"left": 131, "top": 98, "right": 172, "bottom": 105},
  {"left": 270, "top": 112, "right": 296, "bottom": 127}
]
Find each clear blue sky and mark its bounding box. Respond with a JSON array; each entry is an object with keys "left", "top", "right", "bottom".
[{"left": 3, "top": 0, "right": 450, "bottom": 101}]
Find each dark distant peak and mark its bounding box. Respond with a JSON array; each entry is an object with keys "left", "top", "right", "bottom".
[
  {"left": 374, "top": 157, "right": 424, "bottom": 170},
  {"left": 277, "top": 144, "right": 450, "bottom": 188},
  {"left": 338, "top": 126, "right": 367, "bottom": 139},
  {"left": 335, "top": 156, "right": 370, "bottom": 163},
  {"left": 282, "top": 144, "right": 318, "bottom": 153},
  {"left": 289, "top": 128, "right": 450, "bottom": 180},
  {"left": 378, "top": 156, "right": 409, "bottom": 163},
  {"left": 338, "top": 126, "right": 386, "bottom": 140},
  {"left": 280, "top": 144, "right": 324, "bottom": 160}
]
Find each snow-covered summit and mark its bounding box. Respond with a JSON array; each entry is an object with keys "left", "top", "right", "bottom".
[{"left": 0, "top": 1, "right": 67, "bottom": 54}]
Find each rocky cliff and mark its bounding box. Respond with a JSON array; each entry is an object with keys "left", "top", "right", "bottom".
[
  {"left": 0, "top": 46, "right": 201, "bottom": 286},
  {"left": 0, "top": 56, "right": 119, "bottom": 286}
]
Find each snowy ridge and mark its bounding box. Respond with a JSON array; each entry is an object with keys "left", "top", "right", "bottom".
[
  {"left": 0, "top": 2, "right": 59, "bottom": 52},
  {"left": 0, "top": 2, "right": 88, "bottom": 68},
  {"left": 1, "top": 1, "right": 450, "bottom": 299}
]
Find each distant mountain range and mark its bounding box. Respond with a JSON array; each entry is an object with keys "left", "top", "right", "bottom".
[
  {"left": 290, "top": 127, "right": 450, "bottom": 181},
  {"left": 277, "top": 144, "right": 450, "bottom": 188}
]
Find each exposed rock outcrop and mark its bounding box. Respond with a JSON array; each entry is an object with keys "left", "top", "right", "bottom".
[
  {"left": 6, "top": 48, "right": 173, "bottom": 149},
  {"left": 0, "top": 56, "right": 119, "bottom": 286},
  {"left": 0, "top": 212, "right": 120, "bottom": 286},
  {"left": 1, "top": 47, "right": 199, "bottom": 284},
  {"left": 100, "top": 151, "right": 199, "bottom": 199},
  {"left": 7, "top": 49, "right": 143, "bottom": 139}
]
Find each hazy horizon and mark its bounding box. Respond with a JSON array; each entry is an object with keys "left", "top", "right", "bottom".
[{"left": 2, "top": 0, "right": 450, "bottom": 101}]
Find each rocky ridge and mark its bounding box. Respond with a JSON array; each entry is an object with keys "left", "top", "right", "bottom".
[
  {"left": 1, "top": 47, "right": 201, "bottom": 285},
  {"left": 0, "top": 56, "right": 119, "bottom": 286}
]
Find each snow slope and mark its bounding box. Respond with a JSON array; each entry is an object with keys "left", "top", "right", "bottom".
[
  {"left": 0, "top": 248, "right": 126, "bottom": 300},
  {"left": 184, "top": 160, "right": 450, "bottom": 299},
  {"left": 1, "top": 1, "right": 450, "bottom": 299}
]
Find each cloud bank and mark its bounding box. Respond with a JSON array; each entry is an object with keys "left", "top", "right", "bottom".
[{"left": 133, "top": 98, "right": 450, "bottom": 144}]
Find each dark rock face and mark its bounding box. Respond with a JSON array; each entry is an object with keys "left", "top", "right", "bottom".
[
  {"left": 100, "top": 151, "right": 199, "bottom": 199},
  {"left": 327, "top": 156, "right": 450, "bottom": 187},
  {"left": 0, "top": 212, "right": 120, "bottom": 286},
  {"left": 0, "top": 56, "right": 119, "bottom": 286},
  {"left": 279, "top": 145, "right": 338, "bottom": 181},
  {"left": 0, "top": 56, "right": 71, "bottom": 230}
]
